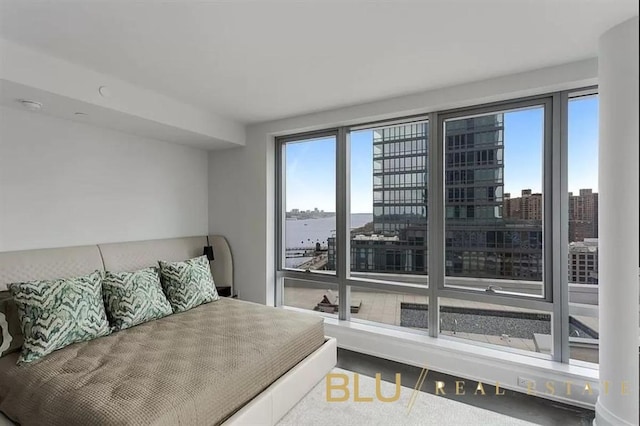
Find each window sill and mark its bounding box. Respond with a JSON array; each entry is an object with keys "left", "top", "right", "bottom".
[{"left": 284, "top": 306, "right": 600, "bottom": 409}]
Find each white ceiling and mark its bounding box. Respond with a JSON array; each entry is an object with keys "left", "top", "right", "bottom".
[{"left": 0, "top": 0, "right": 637, "bottom": 124}]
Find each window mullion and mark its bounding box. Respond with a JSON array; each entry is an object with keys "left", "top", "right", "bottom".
[
  {"left": 552, "top": 91, "right": 570, "bottom": 363},
  {"left": 275, "top": 141, "right": 285, "bottom": 307},
  {"left": 428, "top": 112, "right": 441, "bottom": 337},
  {"left": 336, "top": 127, "right": 350, "bottom": 320}
]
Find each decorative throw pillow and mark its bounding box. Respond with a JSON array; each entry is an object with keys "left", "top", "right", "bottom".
[
  {"left": 158, "top": 255, "right": 219, "bottom": 313},
  {"left": 102, "top": 268, "right": 172, "bottom": 331},
  {"left": 9, "top": 270, "right": 111, "bottom": 365},
  {"left": 0, "top": 291, "right": 23, "bottom": 358}
]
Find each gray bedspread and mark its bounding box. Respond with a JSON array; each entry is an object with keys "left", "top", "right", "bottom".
[{"left": 0, "top": 298, "right": 325, "bottom": 425}]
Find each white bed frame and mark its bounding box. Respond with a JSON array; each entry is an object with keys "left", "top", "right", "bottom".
[
  {"left": 224, "top": 337, "right": 337, "bottom": 425},
  {"left": 0, "top": 236, "right": 337, "bottom": 426}
]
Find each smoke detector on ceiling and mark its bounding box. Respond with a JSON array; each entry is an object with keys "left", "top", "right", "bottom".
[{"left": 18, "top": 99, "right": 43, "bottom": 111}]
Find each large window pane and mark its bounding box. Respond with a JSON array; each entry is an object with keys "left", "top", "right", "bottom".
[
  {"left": 343, "top": 121, "right": 428, "bottom": 284},
  {"left": 568, "top": 307, "right": 599, "bottom": 364},
  {"left": 277, "top": 88, "right": 600, "bottom": 366},
  {"left": 443, "top": 107, "right": 545, "bottom": 298},
  {"left": 567, "top": 94, "right": 599, "bottom": 364},
  {"left": 283, "top": 278, "right": 338, "bottom": 317},
  {"left": 439, "top": 298, "right": 552, "bottom": 356},
  {"left": 349, "top": 285, "right": 429, "bottom": 331},
  {"left": 283, "top": 136, "right": 336, "bottom": 274}
]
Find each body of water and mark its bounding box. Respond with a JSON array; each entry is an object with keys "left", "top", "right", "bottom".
[{"left": 284, "top": 213, "right": 372, "bottom": 268}]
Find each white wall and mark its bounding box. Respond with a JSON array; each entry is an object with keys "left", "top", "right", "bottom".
[
  {"left": 595, "top": 16, "right": 639, "bottom": 426},
  {"left": 208, "top": 59, "right": 598, "bottom": 304},
  {"left": 208, "top": 125, "right": 273, "bottom": 303},
  {"left": 0, "top": 106, "right": 209, "bottom": 251}
]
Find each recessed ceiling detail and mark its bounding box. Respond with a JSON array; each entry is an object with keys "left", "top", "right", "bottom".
[
  {"left": 0, "top": 39, "right": 246, "bottom": 150},
  {"left": 0, "top": 1, "right": 636, "bottom": 124}
]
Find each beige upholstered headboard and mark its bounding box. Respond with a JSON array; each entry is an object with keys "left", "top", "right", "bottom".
[
  {"left": 99, "top": 237, "right": 208, "bottom": 272},
  {"left": 0, "top": 246, "right": 103, "bottom": 291},
  {"left": 0, "top": 235, "right": 233, "bottom": 292}
]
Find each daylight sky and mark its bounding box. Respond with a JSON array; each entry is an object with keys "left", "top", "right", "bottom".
[{"left": 285, "top": 96, "right": 598, "bottom": 213}]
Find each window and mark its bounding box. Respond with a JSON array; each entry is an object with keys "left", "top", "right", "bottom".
[
  {"left": 281, "top": 134, "right": 336, "bottom": 274},
  {"left": 283, "top": 278, "right": 339, "bottom": 317},
  {"left": 348, "top": 122, "right": 428, "bottom": 284},
  {"left": 279, "top": 134, "right": 338, "bottom": 309},
  {"left": 276, "top": 88, "right": 598, "bottom": 366},
  {"left": 439, "top": 298, "right": 550, "bottom": 355},
  {"left": 567, "top": 93, "right": 599, "bottom": 364},
  {"left": 351, "top": 286, "right": 429, "bottom": 331},
  {"left": 443, "top": 104, "right": 546, "bottom": 298}
]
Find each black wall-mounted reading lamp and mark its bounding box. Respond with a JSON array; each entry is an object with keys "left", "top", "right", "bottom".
[{"left": 203, "top": 236, "right": 215, "bottom": 261}]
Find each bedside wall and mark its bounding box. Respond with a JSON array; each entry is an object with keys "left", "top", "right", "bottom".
[{"left": 0, "top": 106, "right": 209, "bottom": 251}]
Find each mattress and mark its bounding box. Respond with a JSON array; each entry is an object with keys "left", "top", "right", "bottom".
[{"left": 0, "top": 298, "right": 325, "bottom": 426}]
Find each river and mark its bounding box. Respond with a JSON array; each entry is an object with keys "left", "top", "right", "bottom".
[{"left": 284, "top": 213, "right": 372, "bottom": 268}]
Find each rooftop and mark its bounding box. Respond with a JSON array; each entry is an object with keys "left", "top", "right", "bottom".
[{"left": 284, "top": 286, "right": 599, "bottom": 364}]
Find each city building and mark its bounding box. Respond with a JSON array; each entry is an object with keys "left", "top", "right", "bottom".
[
  {"left": 569, "top": 189, "right": 599, "bottom": 242},
  {"left": 504, "top": 189, "right": 543, "bottom": 221},
  {"left": 328, "top": 122, "right": 428, "bottom": 273},
  {"left": 444, "top": 115, "right": 543, "bottom": 281},
  {"left": 329, "top": 114, "right": 545, "bottom": 281},
  {"left": 569, "top": 238, "right": 599, "bottom": 284},
  {"left": 503, "top": 188, "right": 598, "bottom": 243},
  {"left": 371, "top": 123, "right": 428, "bottom": 234}
]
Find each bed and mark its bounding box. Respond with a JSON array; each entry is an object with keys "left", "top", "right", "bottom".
[{"left": 0, "top": 236, "right": 337, "bottom": 425}]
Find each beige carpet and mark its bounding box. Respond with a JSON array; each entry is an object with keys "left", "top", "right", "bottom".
[{"left": 278, "top": 368, "right": 538, "bottom": 425}]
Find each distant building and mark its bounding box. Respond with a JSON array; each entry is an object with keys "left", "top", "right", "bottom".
[
  {"left": 568, "top": 238, "right": 598, "bottom": 284},
  {"left": 371, "top": 123, "right": 428, "bottom": 234},
  {"left": 444, "top": 114, "right": 542, "bottom": 281},
  {"left": 326, "top": 123, "right": 598, "bottom": 286},
  {"left": 504, "top": 189, "right": 542, "bottom": 221},
  {"left": 328, "top": 122, "right": 428, "bottom": 273},
  {"left": 569, "top": 189, "right": 598, "bottom": 242}
]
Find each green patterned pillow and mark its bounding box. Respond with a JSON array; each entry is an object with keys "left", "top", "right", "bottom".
[
  {"left": 102, "top": 268, "right": 172, "bottom": 331},
  {"left": 9, "top": 270, "right": 111, "bottom": 365},
  {"left": 158, "top": 255, "right": 219, "bottom": 313},
  {"left": 0, "top": 291, "right": 23, "bottom": 358}
]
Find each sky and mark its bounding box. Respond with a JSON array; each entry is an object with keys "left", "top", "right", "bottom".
[
  {"left": 285, "top": 96, "right": 598, "bottom": 213},
  {"left": 567, "top": 95, "right": 599, "bottom": 193}
]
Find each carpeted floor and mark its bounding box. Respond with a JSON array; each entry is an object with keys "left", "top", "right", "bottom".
[{"left": 278, "top": 368, "right": 538, "bottom": 425}]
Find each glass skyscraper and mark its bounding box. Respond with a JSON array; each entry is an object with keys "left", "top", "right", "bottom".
[
  {"left": 444, "top": 114, "right": 542, "bottom": 281},
  {"left": 328, "top": 114, "right": 544, "bottom": 281}
]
